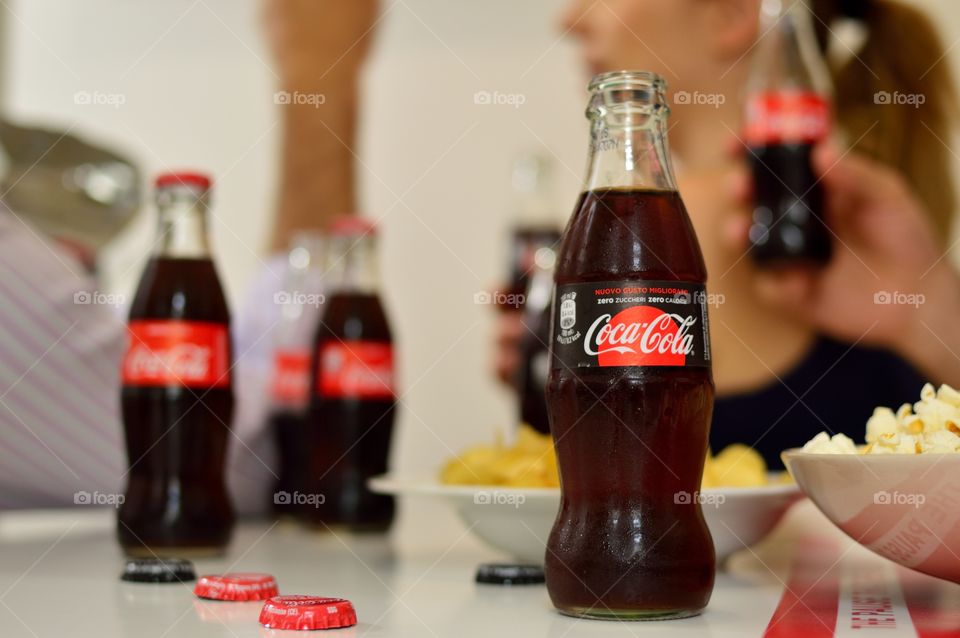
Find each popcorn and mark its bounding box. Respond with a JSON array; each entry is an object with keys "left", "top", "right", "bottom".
[
  {"left": 867, "top": 431, "right": 920, "bottom": 455},
  {"left": 802, "top": 432, "right": 858, "bottom": 454},
  {"left": 865, "top": 407, "right": 898, "bottom": 443},
  {"left": 920, "top": 429, "right": 960, "bottom": 454},
  {"left": 802, "top": 383, "right": 960, "bottom": 455}
]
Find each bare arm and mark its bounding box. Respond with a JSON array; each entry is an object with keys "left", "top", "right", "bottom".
[{"left": 261, "top": 0, "right": 379, "bottom": 251}]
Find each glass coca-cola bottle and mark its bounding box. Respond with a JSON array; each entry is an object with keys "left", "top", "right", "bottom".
[
  {"left": 545, "top": 71, "right": 715, "bottom": 620},
  {"left": 516, "top": 244, "right": 556, "bottom": 434},
  {"left": 118, "top": 172, "right": 234, "bottom": 556},
  {"left": 269, "top": 232, "right": 326, "bottom": 517},
  {"left": 503, "top": 154, "right": 562, "bottom": 310},
  {"left": 304, "top": 217, "right": 396, "bottom": 531},
  {"left": 744, "top": 0, "right": 833, "bottom": 267}
]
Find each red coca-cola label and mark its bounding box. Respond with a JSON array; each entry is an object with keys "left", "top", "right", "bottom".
[
  {"left": 122, "top": 320, "right": 230, "bottom": 387},
  {"left": 552, "top": 281, "right": 710, "bottom": 369},
  {"left": 744, "top": 90, "right": 830, "bottom": 146},
  {"left": 316, "top": 341, "right": 394, "bottom": 399},
  {"left": 271, "top": 349, "right": 312, "bottom": 407}
]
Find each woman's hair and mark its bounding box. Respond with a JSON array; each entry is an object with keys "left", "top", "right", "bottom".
[{"left": 810, "top": 0, "right": 958, "bottom": 240}]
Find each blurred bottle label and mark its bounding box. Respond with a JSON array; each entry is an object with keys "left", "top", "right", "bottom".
[
  {"left": 271, "top": 349, "right": 312, "bottom": 408},
  {"left": 122, "top": 320, "right": 230, "bottom": 387},
  {"left": 317, "top": 341, "right": 394, "bottom": 399},
  {"left": 744, "top": 90, "right": 830, "bottom": 146}
]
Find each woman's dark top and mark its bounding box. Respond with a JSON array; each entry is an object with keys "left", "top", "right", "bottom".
[{"left": 710, "top": 336, "right": 926, "bottom": 469}]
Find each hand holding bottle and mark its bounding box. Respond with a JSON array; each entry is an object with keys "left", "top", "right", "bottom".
[{"left": 726, "top": 142, "right": 960, "bottom": 386}]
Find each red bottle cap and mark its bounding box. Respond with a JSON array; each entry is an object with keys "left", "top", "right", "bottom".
[
  {"left": 155, "top": 171, "right": 213, "bottom": 192},
  {"left": 193, "top": 573, "right": 279, "bottom": 601},
  {"left": 329, "top": 215, "right": 376, "bottom": 238},
  {"left": 258, "top": 596, "right": 357, "bottom": 630}
]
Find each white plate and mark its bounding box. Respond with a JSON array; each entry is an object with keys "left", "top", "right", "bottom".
[{"left": 370, "top": 475, "right": 800, "bottom": 563}]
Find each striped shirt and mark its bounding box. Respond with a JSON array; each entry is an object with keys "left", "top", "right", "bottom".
[{"left": 0, "top": 209, "right": 280, "bottom": 515}]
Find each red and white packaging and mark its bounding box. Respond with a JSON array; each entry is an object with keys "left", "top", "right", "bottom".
[{"left": 122, "top": 320, "right": 230, "bottom": 388}]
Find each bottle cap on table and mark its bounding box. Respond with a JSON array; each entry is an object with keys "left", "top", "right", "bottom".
[
  {"left": 258, "top": 596, "right": 357, "bottom": 630},
  {"left": 193, "top": 573, "right": 279, "bottom": 601},
  {"left": 120, "top": 558, "right": 196, "bottom": 583},
  {"left": 475, "top": 563, "right": 545, "bottom": 585}
]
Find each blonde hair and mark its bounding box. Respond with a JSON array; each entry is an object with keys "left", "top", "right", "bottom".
[{"left": 811, "top": 0, "right": 958, "bottom": 241}]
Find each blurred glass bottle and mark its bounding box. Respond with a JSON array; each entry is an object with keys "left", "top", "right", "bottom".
[
  {"left": 502, "top": 154, "right": 562, "bottom": 311},
  {"left": 118, "top": 173, "right": 233, "bottom": 556},
  {"left": 269, "top": 232, "right": 326, "bottom": 518},
  {"left": 305, "top": 217, "right": 396, "bottom": 531},
  {"left": 744, "top": 0, "right": 833, "bottom": 268},
  {"left": 516, "top": 245, "right": 556, "bottom": 434}
]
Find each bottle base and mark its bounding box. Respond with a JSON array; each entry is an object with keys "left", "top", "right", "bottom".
[{"left": 555, "top": 606, "right": 704, "bottom": 622}]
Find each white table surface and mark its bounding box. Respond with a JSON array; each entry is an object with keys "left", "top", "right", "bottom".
[{"left": 0, "top": 499, "right": 943, "bottom": 637}]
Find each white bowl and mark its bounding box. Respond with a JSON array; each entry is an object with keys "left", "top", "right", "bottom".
[
  {"left": 369, "top": 475, "right": 799, "bottom": 563},
  {"left": 783, "top": 449, "right": 960, "bottom": 583}
]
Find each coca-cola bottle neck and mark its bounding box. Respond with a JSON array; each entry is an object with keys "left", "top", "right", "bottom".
[
  {"left": 748, "top": 0, "right": 831, "bottom": 95},
  {"left": 153, "top": 186, "right": 212, "bottom": 259},
  {"left": 325, "top": 234, "right": 380, "bottom": 295},
  {"left": 583, "top": 71, "right": 678, "bottom": 193}
]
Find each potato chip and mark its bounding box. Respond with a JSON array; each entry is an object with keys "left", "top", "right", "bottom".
[{"left": 440, "top": 425, "right": 768, "bottom": 489}]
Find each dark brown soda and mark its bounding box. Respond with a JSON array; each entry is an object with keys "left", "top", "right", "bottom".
[
  {"left": 271, "top": 410, "right": 310, "bottom": 517},
  {"left": 517, "top": 302, "right": 551, "bottom": 434},
  {"left": 748, "top": 142, "right": 832, "bottom": 267},
  {"left": 305, "top": 293, "right": 395, "bottom": 530},
  {"left": 545, "top": 188, "right": 715, "bottom": 618},
  {"left": 118, "top": 257, "right": 234, "bottom": 555}
]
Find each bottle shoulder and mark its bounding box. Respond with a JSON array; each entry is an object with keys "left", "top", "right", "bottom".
[
  {"left": 316, "top": 293, "right": 392, "bottom": 342},
  {"left": 129, "top": 257, "right": 230, "bottom": 323},
  {"left": 555, "top": 189, "right": 708, "bottom": 283}
]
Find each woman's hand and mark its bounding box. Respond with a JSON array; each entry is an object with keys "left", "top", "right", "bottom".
[{"left": 726, "top": 143, "right": 960, "bottom": 384}]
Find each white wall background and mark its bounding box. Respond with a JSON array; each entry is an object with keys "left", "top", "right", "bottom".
[{"left": 3, "top": 0, "right": 959, "bottom": 477}]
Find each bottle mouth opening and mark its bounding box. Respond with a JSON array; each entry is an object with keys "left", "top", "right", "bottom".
[
  {"left": 155, "top": 188, "right": 210, "bottom": 209},
  {"left": 587, "top": 70, "right": 669, "bottom": 124},
  {"left": 588, "top": 70, "right": 667, "bottom": 93}
]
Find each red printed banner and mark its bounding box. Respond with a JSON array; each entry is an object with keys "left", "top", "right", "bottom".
[
  {"left": 122, "top": 320, "right": 230, "bottom": 388},
  {"left": 763, "top": 538, "right": 841, "bottom": 638},
  {"left": 317, "top": 341, "right": 394, "bottom": 399},
  {"left": 745, "top": 91, "right": 830, "bottom": 146},
  {"left": 270, "top": 349, "right": 312, "bottom": 407}
]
